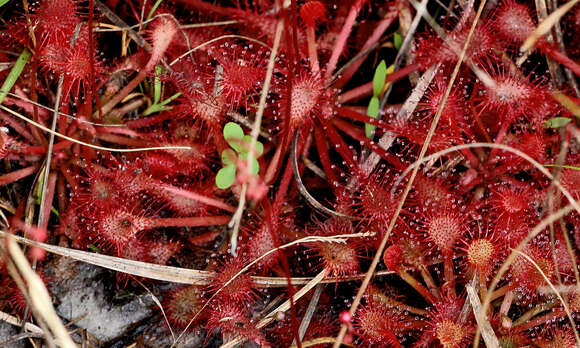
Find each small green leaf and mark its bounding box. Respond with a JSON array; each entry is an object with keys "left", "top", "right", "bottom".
[
  {"left": 255, "top": 141, "right": 264, "bottom": 157},
  {"left": 159, "top": 92, "right": 182, "bottom": 106},
  {"left": 249, "top": 157, "right": 260, "bottom": 175},
  {"left": 216, "top": 164, "right": 236, "bottom": 189},
  {"left": 0, "top": 49, "right": 31, "bottom": 105},
  {"left": 88, "top": 244, "right": 103, "bottom": 253},
  {"left": 142, "top": 104, "right": 169, "bottom": 116},
  {"left": 0, "top": 0, "right": 10, "bottom": 7},
  {"left": 146, "top": 0, "right": 164, "bottom": 21},
  {"left": 223, "top": 122, "right": 244, "bottom": 151},
  {"left": 153, "top": 65, "right": 164, "bottom": 104},
  {"left": 393, "top": 32, "right": 403, "bottom": 50},
  {"left": 221, "top": 148, "right": 237, "bottom": 165},
  {"left": 544, "top": 117, "right": 571, "bottom": 128},
  {"left": 241, "top": 135, "right": 264, "bottom": 157},
  {"left": 544, "top": 164, "right": 580, "bottom": 170},
  {"left": 372, "top": 60, "right": 387, "bottom": 97},
  {"left": 365, "top": 96, "right": 380, "bottom": 138}
]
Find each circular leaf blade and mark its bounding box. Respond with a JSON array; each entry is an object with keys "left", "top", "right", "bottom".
[{"left": 216, "top": 164, "right": 236, "bottom": 189}]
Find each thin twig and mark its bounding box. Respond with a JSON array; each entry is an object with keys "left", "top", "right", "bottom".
[
  {"left": 466, "top": 284, "right": 500, "bottom": 348},
  {"left": 95, "top": 0, "right": 151, "bottom": 51},
  {"left": 475, "top": 204, "right": 576, "bottom": 347},
  {"left": 5, "top": 236, "right": 77, "bottom": 348},
  {"left": 0, "top": 230, "right": 391, "bottom": 287},
  {"left": 333, "top": 0, "right": 490, "bottom": 344},
  {"left": 0, "top": 105, "right": 191, "bottom": 153},
  {"left": 291, "top": 133, "right": 354, "bottom": 219},
  {"left": 228, "top": 1, "right": 286, "bottom": 255}
]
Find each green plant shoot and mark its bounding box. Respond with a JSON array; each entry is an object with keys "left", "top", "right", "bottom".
[
  {"left": 366, "top": 60, "right": 394, "bottom": 138},
  {"left": 216, "top": 122, "right": 264, "bottom": 189}
]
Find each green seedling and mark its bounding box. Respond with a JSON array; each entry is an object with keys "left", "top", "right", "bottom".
[
  {"left": 0, "top": 49, "right": 31, "bottom": 105},
  {"left": 544, "top": 116, "right": 571, "bottom": 128},
  {"left": 216, "top": 122, "right": 264, "bottom": 189},
  {"left": 142, "top": 64, "right": 182, "bottom": 116},
  {"left": 393, "top": 32, "right": 403, "bottom": 51},
  {"left": 366, "top": 60, "right": 394, "bottom": 138},
  {"left": 544, "top": 164, "right": 580, "bottom": 170},
  {"left": 35, "top": 175, "right": 60, "bottom": 217}
]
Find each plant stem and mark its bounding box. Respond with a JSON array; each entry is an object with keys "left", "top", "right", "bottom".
[
  {"left": 0, "top": 50, "right": 31, "bottom": 105},
  {"left": 148, "top": 215, "right": 231, "bottom": 229},
  {"left": 538, "top": 40, "right": 580, "bottom": 78},
  {"left": 325, "top": 3, "right": 362, "bottom": 80},
  {"left": 398, "top": 269, "right": 438, "bottom": 304},
  {"left": 0, "top": 166, "right": 38, "bottom": 186},
  {"left": 512, "top": 300, "right": 558, "bottom": 327},
  {"left": 305, "top": 26, "right": 320, "bottom": 75}
]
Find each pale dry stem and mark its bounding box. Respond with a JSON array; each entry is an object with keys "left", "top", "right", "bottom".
[
  {"left": 0, "top": 105, "right": 191, "bottom": 152},
  {"left": 5, "top": 235, "right": 76, "bottom": 348},
  {"left": 228, "top": 0, "right": 288, "bottom": 255},
  {"left": 475, "top": 205, "right": 577, "bottom": 348},
  {"left": 333, "top": 0, "right": 490, "bottom": 345},
  {"left": 169, "top": 35, "right": 271, "bottom": 67},
  {"left": 520, "top": 0, "right": 580, "bottom": 53},
  {"left": 0, "top": 229, "right": 394, "bottom": 287},
  {"left": 512, "top": 249, "right": 579, "bottom": 342}
]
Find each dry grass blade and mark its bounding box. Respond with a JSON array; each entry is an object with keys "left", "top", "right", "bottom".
[
  {"left": 465, "top": 284, "right": 499, "bottom": 348},
  {"left": 475, "top": 204, "right": 575, "bottom": 348},
  {"left": 1, "top": 230, "right": 213, "bottom": 285},
  {"left": 0, "top": 310, "right": 43, "bottom": 334},
  {"left": 219, "top": 270, "right": 329, "bottom": 348},
  {"left": 170, "top": 232, "right": 373, "bottom": 347},
  {"left": 332, "top": 0, "right": 490, "bottom": 345},
  {"left": 0, "top": 230, "right": 391, "bottom": 287},
  {"left": 5, "top": 236, "right": 76, "bottom": 348},
  {"left": 229, "top": 0, "right": 287, "bottom": 255},
  {"left": 512, "top": 249, "right": 580, "bottom": 343},
  {"left": 0, "top": 105, "right": 191, "bottom": 152},
  {"left": 295, "top": 284, "right": 323, "bottom": 343},
  {"left": 520, "top": 0, "right": 580, "bottom": 53}
]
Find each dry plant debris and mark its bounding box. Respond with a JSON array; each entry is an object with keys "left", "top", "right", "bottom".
[{"left": 1, "top": 0, "right": 580, "bottom": 347}]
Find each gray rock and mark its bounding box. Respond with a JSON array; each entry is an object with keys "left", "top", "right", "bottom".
[
  {"left": 0, "top": 321, "right": 26, "bottom": 348},
  {"left": 48, "top": 257, "right": 153, "bottom": 343}
]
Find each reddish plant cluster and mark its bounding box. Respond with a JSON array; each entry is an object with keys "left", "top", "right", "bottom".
[{"left": 1, "top": 0, "right": 580, "bottom": 346}]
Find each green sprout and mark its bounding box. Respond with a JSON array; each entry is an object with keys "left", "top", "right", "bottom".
[
  {"left": 0, "top": 49, "right": 31, "bottom": 105},
  {"left": 142, "top": 64, "right": 182, "bottom": 116},
  {"left": 215, "top": 122, "right": 264, "bottom": 189},
  {"left": 366, "top": 60, "right": 394, "bottom": 138},
  {"left": 544, "top": 116, "right": 571, "bottom": 129},
  {"left": 393, "top": 32, "right": 403, "bottom": 51}
]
